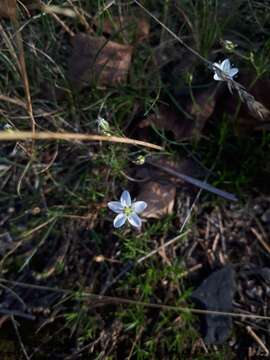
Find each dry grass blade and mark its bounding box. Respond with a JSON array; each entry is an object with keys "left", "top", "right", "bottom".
[
  {"left": 13, "top": 16, "right": 36, "bottom": 134},
  {"left": 0, "top": 131, "right": 163, "bottom": 150},
  {"left": 41, "top": 4, "right": 77, "bottom": 17},
  {"left": 147, "top": 160, "right": 238, "bottom": 201},
  {"left": 0, "top": 5, "right": 36, "bottom": 133},
  {"left": 246, "top": 326, "right": 269, "bottom": 356},
  {"left": 250, "top": 227, "right": 270, "bottom": 255},
  {"left": 1, "top": 278, "right": 270, "bottom": 321},
  {"left": 11, "top": 316, "right": 30, "bottom": 360},
  {"left": 0, "top": 94, "right": 27, "bottom": 109}
]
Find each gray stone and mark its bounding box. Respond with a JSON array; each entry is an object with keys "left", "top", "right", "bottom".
[{"left": 191, "top": 266, "right": 235, "bottom": 344}]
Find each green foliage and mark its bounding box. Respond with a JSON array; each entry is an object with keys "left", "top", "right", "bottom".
[{"left": 0, "top": 0, "right": 269, "bottom": 358}]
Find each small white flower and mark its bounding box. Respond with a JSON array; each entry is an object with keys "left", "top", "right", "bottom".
[
  {"left": 108, "top": 190, "right": 147, "bottom": 229},
  {"left": 213, "top": 58, "right": 238, "bottom": 81},
  {"left": 3, "top": 124, "right": 13, "bottom": 131},
  {"left": 96, "top": 116, "right": 110, "bottom": 134}
]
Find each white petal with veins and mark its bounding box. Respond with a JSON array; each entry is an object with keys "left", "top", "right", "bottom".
[
  {"left": 107, "top": 201, "right": 124, "bottom": 213},
  {"left": 221, "top": 59, "right": 231, "bottom": 72},
  {"left": 213, "top": 72, "right": 222, "bottom": 81},
  {"left": 213, "top": 58, "right": 238, "bottom": 81},
  {"left": 113, "top": 213, "right": 127, "bottom": 228},
  {"left": 120, "top": 190, "right": 132, "bottom": 207},
  {"left": 108, "top": 190, "right": 147, "bottom": 229},
  {"left": 229, "top": 68, "right": 239, "bottom": 78},
  {"left": 128, "top": 213, "right": 142, "bottom": 228},
  {"left": 132, "top": 201, "right": 147, "bottom": 214}
]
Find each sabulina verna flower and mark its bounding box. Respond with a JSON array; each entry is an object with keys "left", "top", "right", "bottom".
[
  {"left": 96, "top": 116, "right": 110, "bottom": 134},
  {"left": 108, "top": 190, "right": 147, "bottom": 229},
  {"left": 3, "top": 124, "right": 13, "bottom": 131},
  {"left": 213, "top": 58, "right": 238, "bottom": 81}
]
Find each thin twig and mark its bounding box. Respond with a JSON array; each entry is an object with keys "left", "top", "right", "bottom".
[
  {"left": 0, "top": 217, "right": 57, "bottom": 268},
  {"left": 133, "top": 0, "right": 211, "bottom": 66},
  {"left": 137, "top": 230, "right": 190, "bottom": 264},
  {"left": 246, "top": 325, "right": 270, "bottom": 356},
  {"left": 146, "top": 159, "right": 238, "bottom": 202},
  {"left": 0, "top": 131, "right": 163, "bottom": 150},
  {"left": 178, "top": 263, "right": 203, "bottom": 279},
  {"left": 11, "top": 9, "right": 36, "bottom": 134},
  {"left": 49, "top": 12, "right": 75, "bottom": 37},
  {"left": 1, "top": 278, "right": 269, "bottom": 320},
  {"left": 0, "top": 309, "right": 35, "bottom": 321},
  {"left": 0, "top": 283, "right": 27, "bottom": 310},
  {"left": 0, "top": 94, "right": 27, "bottom": 110},
  {"left": 94, "top": 0, "right": 116, "bottom": 18},
  {"left": 11, "top": 316, "right": 31, "bottom": 360},
  {"left": 250, "top": 227, "right": 270, "bottom": 256}
]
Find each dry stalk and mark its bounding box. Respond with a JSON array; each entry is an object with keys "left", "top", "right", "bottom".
[
  {"left": 0, "top": 130, "right": 163, "bottom": 150},
  {"left": 1, "top": 278, "right": 270, "bottom": 321}
]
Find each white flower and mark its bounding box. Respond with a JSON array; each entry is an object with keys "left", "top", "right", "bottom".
[
  {"left": 3, "top": 124, "right": 13, "bottom": 131},
  {"left": 213, "top": 58, "right": 238, "bottom": 81},
  {"left": 108, "top": 190, "right": 147, "bottom": 229},
  {"left": 96, "top": 116, "right": 110, "bottom": 134}
]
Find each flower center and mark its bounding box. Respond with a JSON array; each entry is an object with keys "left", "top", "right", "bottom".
[{"left": 124, "top": 206, "right": 133, "bottom": 216}]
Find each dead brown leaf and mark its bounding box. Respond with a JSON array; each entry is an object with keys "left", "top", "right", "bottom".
[
  {"left": 96, "top": 16, "right": 150, "bottom": 42},
  {"left": 186, "top": 86, "right": 217, "bottom": 138},
  {"left": 139, "top": 105, "right": 194, "bottom": 140},
  {"left": 68, "top": 33, "right": 133, "bottom": 89},
  {"left": 0, "top": 0, "right": 17, "bottom": 19},
  {"left": 135, "top": 156, "right": 205, "bottom": 185},
  {"left": 137, "top": 181, "right": 176, "bottom": 219},
  {"left": 134, "top": 156, "right": 204, "bottom": 219},
  {"left": 139, "top": 88, "right": 217, "bottom": 141}
]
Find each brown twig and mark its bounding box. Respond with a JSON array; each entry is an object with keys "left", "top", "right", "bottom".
[
  {"left": 1, "top": 278, "right": 270, "bottom": 320},
  {"left": 0, "top": 309, "right": 35, "bottom": 321},
  {"left": 146, "top": 159, "right": 238, "bottom": 202},
  {"left": 250, "top": 227, "right": 270, "bottom": 256},
  {"left": 246, "top": 325, "right": 270, "bottom": 356},
  {"left": 0, "top": 131, "right": 163, "bottom": 150},
  {"left": 0, "top": 94, "right": 27, "bottom": 110},
  {"left": 11, "top": 316, "right": 31, "bottom": 360},
  {"left": 10, "top": 6, "right": 36, "bottom": 134},
  {"left": 137, "top": 230, "right": 190, "bottom": 265},
  {"left": 48, "top": 12, "right": 75, "bottom": 37}
]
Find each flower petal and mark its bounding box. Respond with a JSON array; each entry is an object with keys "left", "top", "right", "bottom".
[
  {"left": 229, "top": 67, "right": 238, "bottom": 78},
  {"left": 128, "top": 213, "right": 142, "bottom": 228},
  {"left": 213, "top": 73, "right": 222, "bottom": 81},
  {"left": 132, "top": 201, "right": 147, "bottom": 214},
  {"left": 108, "top": 201, "right": 124, "bottom": 213},
  {"left": 213, "top": 63, "right": 223, "bottom": 81},
  {"left": 213, "top": 62, "right": 221, "bottom": 69},
  {"left": 221, "top": 59, "right": 231, "bottom": 73},
  {"left": 120, "top": 190, "right": 132, "bottom": 207},
  {"left": 113, "top": 213, "right": 127, "bottom": 228}
]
